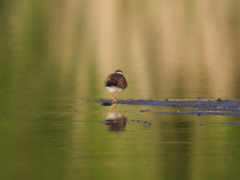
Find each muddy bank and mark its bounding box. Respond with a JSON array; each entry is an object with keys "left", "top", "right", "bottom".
[{"left": 97, "top": 99, "right": 240, "bottom": 116}]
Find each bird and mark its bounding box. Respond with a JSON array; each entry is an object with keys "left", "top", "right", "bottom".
[{"left": 105, "top": 70, "right": 128, "bottom": 103}]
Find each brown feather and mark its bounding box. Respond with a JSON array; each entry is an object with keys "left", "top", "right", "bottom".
[{"left": 105, "top": 73, "right": 127, "bottom": 90}]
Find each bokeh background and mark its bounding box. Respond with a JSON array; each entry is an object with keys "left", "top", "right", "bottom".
[
  {"left": 1, "top": 1, "right": 240, "bottom": 180},
  {"left": 1, "top": 0, "right": 240, "bottom": 100}
]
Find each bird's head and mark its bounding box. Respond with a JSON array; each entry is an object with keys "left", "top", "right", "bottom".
[{"left": 115, "top": 70, "right": 123, "bottom": 74}]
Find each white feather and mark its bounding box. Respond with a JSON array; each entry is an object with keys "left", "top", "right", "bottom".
[{"left": 106, "top": 86, "right": 123, "bottom": 93}]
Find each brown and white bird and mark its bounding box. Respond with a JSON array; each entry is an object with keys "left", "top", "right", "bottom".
[{"left": 105, "top": 70, "right": 128, "bottom": 103}]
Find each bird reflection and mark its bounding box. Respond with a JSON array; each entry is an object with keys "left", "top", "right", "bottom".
[{"left": 105, "top": 111, "right": 127, "bottom": 131}]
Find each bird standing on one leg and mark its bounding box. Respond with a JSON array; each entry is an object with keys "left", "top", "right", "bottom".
[{"left": 105, "top": 70, "right": 128, "bottom": 103}]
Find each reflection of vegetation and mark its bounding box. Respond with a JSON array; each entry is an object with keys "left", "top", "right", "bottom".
[{"left": 1, "top": 0, "right": 240, "bottom": 99}]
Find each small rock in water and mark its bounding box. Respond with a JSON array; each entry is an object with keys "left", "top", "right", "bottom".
[
  {"left": 102, "top": 102, "right": 112, "bottom": 106},
  {"left": 144, "top": 122, "right": 152, "bottom": 126},
  {"left": 216, "top": 98, "right": 222, "bottom": 101},
  {"left": 140, "top": 109, "right": 150, "bottom": 113}
]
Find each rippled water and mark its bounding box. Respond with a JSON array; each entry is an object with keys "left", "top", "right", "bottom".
[{"left": 1, "top": 1, "right": 240, "bottom": 180}]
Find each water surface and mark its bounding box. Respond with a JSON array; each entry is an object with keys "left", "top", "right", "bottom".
[{"left": 1, "top": 1, "right": 240, "bottom": 180}]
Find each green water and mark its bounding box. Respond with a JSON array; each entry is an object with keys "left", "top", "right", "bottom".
[{"left": 1, "top": 1, "right": 240, "bottom": 180}]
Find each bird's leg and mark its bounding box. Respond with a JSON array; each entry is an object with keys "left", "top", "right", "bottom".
[
  {"left": 110, "top": 103, "right": 117, "bottom": 111},
  {"left": 114, "top": 93, "right": 119, "bottom": 101},
  {"left": 110, "top": 93, "right": 117, "bottom": 103}
]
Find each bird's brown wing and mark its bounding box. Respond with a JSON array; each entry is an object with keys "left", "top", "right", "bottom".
[
  {"left": 117, "top": 75, "right": 127, "bottom": 89},
  {"left": 105, "top": 74, "right": 119, "bottom": 87},
  {"left": 105, "top": 74, "right": 127, "bottom": 89}
]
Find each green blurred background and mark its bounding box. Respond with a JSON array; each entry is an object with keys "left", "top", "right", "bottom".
[
  {"left": 1, "top": 1, "right": 240, "bottom": 180},
  {"left": 1, "top": 0, "right": 240, "bottom": 100}
]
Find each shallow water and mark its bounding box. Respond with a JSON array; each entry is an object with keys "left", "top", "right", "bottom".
[
  {"left": 1, "top": 1, "right": 240, "bottom": 180},
  {"left": 1, "top": 93, "right": 240, "bottom": 180}
]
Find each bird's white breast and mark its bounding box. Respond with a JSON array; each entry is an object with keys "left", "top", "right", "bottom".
[{"left": 106, "top": 86, "right": 123, "bottom": 93}]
